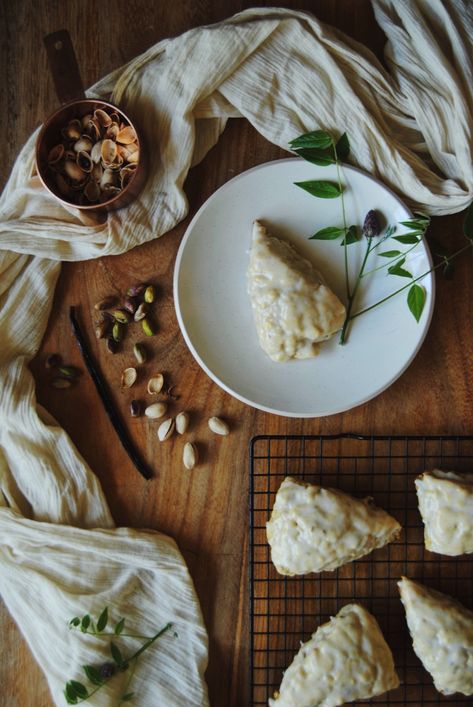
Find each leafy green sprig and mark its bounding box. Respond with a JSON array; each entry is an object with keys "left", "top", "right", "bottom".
[
  {"left": 290, "top": 129, "right": 473, "bottom": 344},
  {"left": 64, "top": 607, "right": 175, "bottom": 705}
]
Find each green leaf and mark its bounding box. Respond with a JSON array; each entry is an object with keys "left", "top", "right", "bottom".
[
  {"left": 294, "top": 147, "right": 334, "bottom": 166},
  {"left": 379, "top": 250, "right": 402, "bottom": 258},
  {"left": 407, "top": 284, "right": 426, "bottom": 322},
  {"left": 393, "top": 233, "right": 421, "bottom": 244},
  {"left": 399, "top": 219, "right": 429, "bottom": 230},
  {"left": 463, "top": 200, "right": 473, "bottom": 241},
  {"left": 121, "top": 693, "right": 135, "bottom": 702},
  {"left": 115, "top": 618, "right": 125, "bottom": 635},
  {"left": 294, "top": 180, "right": 342, "bottom": 199},
  {"left": 111, "top": 641, "right": 124, "bottom": 667},
  {"left": 69, "top": 617, "right": 81, "bottom": 628},
  {"left": 340, "top": 225, "right": 359, "bottom": 245},
  {"left": 69, "top": 681, "right": 88, "bottom": 699},
  {"left": 289, "top": 130, "right": 333, "bottom": 150},
  {"left": 97, "top": 607, "right": 108, "bottom": 632},
  {"left": 80, "top": 615, "right": 91, "bottom": 632},
  {"left": 335, "top": 132, "right": 350, "bottom": 161},
  {"left": 310, "top": 226, "right": 344, "bottom": 240},
  {"left": 64, "top": 683, "right": 78, "bottom": 705},
  {"left": 83, "top": 665, "right": 104, "bottom": 686},
  {"left": 388, "top": 262, "right": 412, "bottom": 278}
]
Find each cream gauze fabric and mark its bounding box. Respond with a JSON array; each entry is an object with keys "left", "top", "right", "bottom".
[{"left": 0, "top": 2, "right": 472, "bottom": 705}]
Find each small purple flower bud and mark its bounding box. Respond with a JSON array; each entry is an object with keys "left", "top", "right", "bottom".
[
  {"left": 362, "top": 210, "right": 381, "bottom": 238},
  {"left": 98, "top": 662, "right": 116, "bottom": 679}
]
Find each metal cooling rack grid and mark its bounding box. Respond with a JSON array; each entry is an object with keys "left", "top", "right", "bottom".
[{"left": 249, "top": 435, "right": 473, "bottom": 706}]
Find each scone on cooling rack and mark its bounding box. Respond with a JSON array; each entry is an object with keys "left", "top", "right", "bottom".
[
  {"left": 269, "top": 603, "right": 400, "bottom": 707},
  {"left": 266, "top": 476, "right": 401, "bottom": 575},
  {"left": 415, "top": 469, "right": 473, "bottom": 555},
  {"left": 398, "top": 576, "right": 473, "bottom": 696}
]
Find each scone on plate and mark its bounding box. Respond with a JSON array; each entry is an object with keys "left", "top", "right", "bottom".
[
  {"left": 247, "top": 220, "right": 346, "bottom": 362},
  {"left": 269, "top": 603, "right": 400, "bottom": 707},
  {"left": 416, "top": 469, "right": 473, "bottom": 555},
  {"left": 266, "top": 476, "right": 401, "bottom": 575},
  {"left": 398, "top": 576, "right": 473, "bottom": 696}
]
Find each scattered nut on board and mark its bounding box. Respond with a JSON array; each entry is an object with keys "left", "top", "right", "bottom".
[
  {"left": 175, "top": 411, "right": 189, "bottom": 435},
  {"left": 147, "top": 374, "right": 164, "bottom": 395},
  {"left": 208, "top": 416, "right": 230, "bottom": 436},
  {"left": 183, "top": 442, "right": 198, "bottom": 469},
  {"left": 121, "top": 367, "right": 137, "bottom": 388},
  {"left": 144, "top": 402, "right": 167, "bottom": 419},
  {"left": 157, "top": 418, "right": 175, "bottom": 442}
]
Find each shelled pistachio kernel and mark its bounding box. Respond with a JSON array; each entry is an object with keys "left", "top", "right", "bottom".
[
  {"left": 134, "top": 303, "right": 147, "bottom": 322},
  {"left": 175, "top": 411, "right": 189, "bottom": 435},
  {"left": 144, "top": 285, "right": 155, "bottom": 303},
  {"left": 144, "top": 402, "right": 167, "bottom": 419},
  {"left": 208, "top": 416, "right": 230, "bottom": 436},
  {"left": 157, "top": 418, "right": 175, "bottom": 442},
  {"left": 147, "top": 374, "right": 164, "bottom": 395},
  {"left": 141, "top": 318, "right": 155, "bottom": 337},
  {"left": 57, "top": 365, "right": 81, "bottom": 380},
  {"left": 183, "top": 442, "right": 198, "bottom": 470},
  {"left": 127, "top": 283, "right": 146, "bottom": 298},
  {"left": 133, "top": 343, "right": 147, "bottom": 364},
  {"left": 112, "top": 322, "right": 123, "bottom": 343},
  {"left": 111, "top": 309, "right": 131, "bottom": 324}
]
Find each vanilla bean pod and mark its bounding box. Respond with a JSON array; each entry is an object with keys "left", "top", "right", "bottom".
[{"left": 69, "top": 306, "right": 153, "bottom": 480}]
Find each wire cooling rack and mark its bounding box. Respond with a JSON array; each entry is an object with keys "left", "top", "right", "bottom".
[{"left": 249, "top": 434, "right": 473, "bottom": 706}]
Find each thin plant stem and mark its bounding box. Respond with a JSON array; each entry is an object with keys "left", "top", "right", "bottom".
[
  {"left": 361, "top": 240, "right": 421, "bottom": 278},
  {"left": 339, "top": 237, "right": 372, "bottom": 345},
  {"left": 118, "top": 658, "right": 138, "bottom": 706},
  {"left": 349, "top": 242, "right": 472, "bottom": 321},
  {"left": 333, "top": 141, "right": 350, "bottom": 299}
]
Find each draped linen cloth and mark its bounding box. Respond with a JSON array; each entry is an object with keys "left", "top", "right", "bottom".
[{"left": 0, "top": 2, "right": 472, "bottom": 705}]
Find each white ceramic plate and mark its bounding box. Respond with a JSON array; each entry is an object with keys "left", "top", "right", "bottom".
[{"left": 174, "top": 158, "right": 434, "bottom": 417}]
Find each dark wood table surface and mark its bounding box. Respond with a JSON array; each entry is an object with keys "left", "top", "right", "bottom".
[{"left": 1, "top": 2, "right": 472, "bottom": 706}]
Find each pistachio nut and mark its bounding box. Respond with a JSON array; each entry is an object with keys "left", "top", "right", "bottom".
[
  {"left": 183, "top": 442, "right": 198, "bottom": 470},
  {"left": 208, "top": 416, "right": 230, "bottom": 436},
  {"left": 144, "top": 402, "right": 167, "bottom": 419},
  {"left": 52, "top": 377, "right": 72, "bottom": 389},
  {"left": 175, "top": 411, "right": 190, "bottom": 435},
  {"left": 57, "top": 365, "right": 81, "bottom": 380},
  {"left": 127, "top": 283, "right": 146, "bottom": 297},
  {"left": 112, "top": 322, "right": 123, "bottom": 343},
  {"left": 94, "top": 295, "right": 118, "bottom": 311},
  {"left": 130, "top": 400, "right": 142, "bottom": 417},
  {"left": 144, "top": 285, "right": 155, "bottom": 304},
  {"left": 111, "top": 309, "right": 131, "bottom": 324},
  {"left": 123, "top": 297, "right": 137, "bottom": 315},
  {"left": 133, "top": 343, "right": 147, "bottom": 365},
  {"left": 121, "top": 367, "right": 137, "bottom": 388},
  {"left": 133, "top": 302, "right": 147, "bottom": 322},
  {"left": 147, "top": 374, "right": 164, "bottom": 395},
  {"left": 157, "top": 418, "right": 175, "bottom": 442},
  {"left": 141, "top": 318, "right": 155, "bottom": 337}
]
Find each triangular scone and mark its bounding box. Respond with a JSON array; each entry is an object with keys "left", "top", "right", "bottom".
[
  {"left": 416, "top": 469, "right": 473, "bottom": 555},
  {"left": 266, "top": 476, "right": 401, "bottom": 575},
  {"left": 247, "top": 221, "right": 346, "bottom": 362},
  {"left": 398, "top": 577, "right": 473, "bottom": 696},
  {"left": 269, "top": 603, "right": 400, "bottom": 707}
]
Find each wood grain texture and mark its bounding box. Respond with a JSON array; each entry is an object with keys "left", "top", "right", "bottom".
[{"left": 0, "top": 2, "right": 472, "bottom": 706}]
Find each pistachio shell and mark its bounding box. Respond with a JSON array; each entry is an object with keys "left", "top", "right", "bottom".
[
  {"left": 147, "top": 374, "right": 164, "bottom": 395},
  {"left": 77, "top": 151, "right": 93, "bottom": 173},
  {"left": 133, "top": 302, "right": 147, "bottom": 321},
  {"left": 55, "top": 173, "right": 71, "bottom": 197},
  {"left": 86, "top": 118, "right": 101, "bottom": 141},
  {"left": 121, "top": 367, "right": 137, "bottom": 388},
  {"left": 208, "top": 416, "right": 230, "bottom": 436},
  {"left": 100, "top": 168, "right": 117, "bottom": 190},
  {"left": 133, "top": 342, "right": 147, "bottom": 364},
  {"left": 73, "top": 135, "right": 93, "bottom": 153},
  {"left": 101, "top": 139, "right": 117, "bottom": 165},
  {"left": 144, "top": 402, "right": 167, "bottom": 419},
  {"left": 90, "top": 141, "right": 103, "bottom": 164},
  {"left": 175, "top": 411, "right": 189, "bottom": 435},
  {"left": 90, "top": 163, "right": 103, "bottom": 183},
  {"left": 84, "top": 180, "right": 100, "bottom": 202},
  {"left": 48, "top": 144, "right": 65, "bottom": 165},
  {"left": 116, "top": 126, "right": 137, "bottom": 144},
  {"left": 120, "top": 166, "right": 136, "bottom": 188},
  {"left": 62, "top": 119, "right": 81, "bottom": 140},
  {"left": 105, "top": 123, "right": 119, "bottom": 140},
  {"left": 157, "top": 418, "right": 175, "bottom": 442},
  {"left": 64, "top": 159, "right": 85, "bottom": 182},
  {"left": 94, "top": 108, "right": 112, "bottom": 127},
  {"left": 183, "top": 442, "right": 198, "bottom": 470},
  {"left": 127, "top": 147, "right": 139, "bottom": 164}
]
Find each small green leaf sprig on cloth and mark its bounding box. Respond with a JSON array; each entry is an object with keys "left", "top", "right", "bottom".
[
  {"left": 291, "top": 129, "right": 473, "bottom": 344},
  {"left": 64, "top": 607, "right": 176, "bottom": 705}
]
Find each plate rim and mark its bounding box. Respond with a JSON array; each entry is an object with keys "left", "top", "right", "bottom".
[{"left": 173, "top": 157, "right": 436, "bottom": 418}]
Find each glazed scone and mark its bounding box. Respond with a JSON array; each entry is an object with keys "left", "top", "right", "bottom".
[
  {"left": 269, "top": 603, "right": 399, "bottom": 707},
  {"left": 247, "top": 221, "right": 346, "bottom": 362},
  {"left": 398, "top": 576, "right": 473, "bottom": 696},
  {"left": 266, "top": 476, "right": 401, "bottom": 575},
  {"left": 416, "top": 469, "right": 473, "bottom": 555}
]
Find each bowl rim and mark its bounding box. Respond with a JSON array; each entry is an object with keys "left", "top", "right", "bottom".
[{"left": 35, "top": 98, "right": 141, "bottom": 211}]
